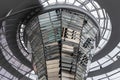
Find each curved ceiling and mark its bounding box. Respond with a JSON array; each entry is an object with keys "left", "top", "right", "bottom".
[
  {"left": 88, "top": 0, "right": 120, "bottom": 78},
  {"left": 92, "top": 0, "right": 120, "bottom": 62}
]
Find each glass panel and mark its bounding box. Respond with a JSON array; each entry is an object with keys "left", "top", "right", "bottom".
[
  {"left": 48, "top": 0, "right": 56, "bottom": 4},
  {"left": 74, "top": 1, "right": 81, "bottom": 6},
  {"left": 86, "top": 2, "right": 95, "bottom": 10}
]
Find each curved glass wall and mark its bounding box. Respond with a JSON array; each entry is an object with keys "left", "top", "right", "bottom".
[
  {"left": 24, "top": 8, "right": 99, "bottom": 80},
  {"left": 0, "top": 0, "right": 113, "bottom": 80},
  {"left": 0, "top": 31, "right": 32, "bottom": 80}
]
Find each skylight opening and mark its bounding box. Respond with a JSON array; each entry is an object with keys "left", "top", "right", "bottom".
[
  {"left": 89, "top": 66, "right": 100, "bottom": 72},
  {"left": 40, "top": 0, "right": 46, "bottom": 3},
  {"left": 90, "top": 61, "right": 99, "bottom": 68},
  {"left": 43, "top": 2, "right": 48, "bottom": 7},
  {"left": 100, "top": 19, "right": 104, "bottom": 28},
  {"left": 102, "top": 60, "right": 113, "bottom": 68},
  {"left": 98, "top": 57, "right": 109, "bottom": 64},
  {"left": 109, "top": 71, "right": 120, "bottom": 80},
  {"left": 98, "top": 39, "right": 107, "bottom": 48},
  {"left": 107, "top": 68, "right": 120, "bottom": 76},
  {"left": 87, "top": 78, "right": 92, "bottom": 80},
  {"left": 78, "top": 0, "right": 85, "bottom": 3},
  {"left": 66, "top": 0, "right": 75, "bottom": 4},
  {"left": 86, "top": 2, "right": 95, "bottom": 11},
  {"left": 107, "top": 20, "right": 112, "bottom": 30},
  {"left": 74, "top": 1, "right": 81, "bottom": 6},
  {"left": 48, "top": 0, "right": 56, "bottom": 5},
  {"left": 82, "top": 6, "right": 87, "bottom": 10},
  {"left": 93, "top": 74, "right": 106, "bottom": 80},
  {"left": 103, "top": 30, "right": 110, "bottom": 39},
  {"left": 93, "top": 1, "right": 100, "bottom": 8},
  {"left": 98, "top": 10, "right": 104, "bottom": 18},
  {"left": 108, "top": 47, "right": 120, "bottom": 58},
  {"left": 91, "top": 11, "right": 98, "bottom": 18},
  {"left": 57, "top": 0, "right": 65, "bottom": 3}
]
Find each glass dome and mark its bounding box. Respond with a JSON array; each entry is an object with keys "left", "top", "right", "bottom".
[{"left": 0, "top": 0, "right": 114, "bottom": 80}]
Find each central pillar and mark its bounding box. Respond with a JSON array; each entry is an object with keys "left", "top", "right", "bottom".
[{"left": 25, "top": 9, "right": 99, "bottom": 80}]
